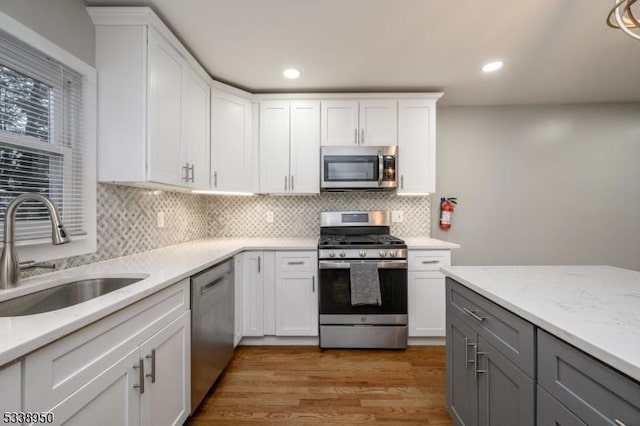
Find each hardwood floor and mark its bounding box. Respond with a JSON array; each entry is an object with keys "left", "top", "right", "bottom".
[{"left": 187, "top": 346, "right": 454, "bottom": 425}]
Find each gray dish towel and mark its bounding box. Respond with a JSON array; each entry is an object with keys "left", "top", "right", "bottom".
[{"left": 350, "top": 262, "right": 382, "bottom": 306}]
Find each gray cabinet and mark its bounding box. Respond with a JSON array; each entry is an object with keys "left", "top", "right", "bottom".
[
  {"left": 447, "top": 277, "right": 640, "bottom": 426},
  {"left": 538, "top": 330, "right": 640, "bottom": 426},
  {"left": 477, "top": 336, "right": 534, "bottom": 426},
  {"left": 537, "top": 385, "right": 587, "bottom": 426},
  {"left": 446, "top": 278, "right": 535, "bottom": 426}
]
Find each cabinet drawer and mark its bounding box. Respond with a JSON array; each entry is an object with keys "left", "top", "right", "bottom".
[
  {"left": 538, "top": 330, "right": 640, "bottom": 426},
  {"left": 24, "top": 279, "right": 189, "bottom": 411},
  {"left": 408, "top": 250, "right": 450, "bottom": 271},
  {"left": 276, "top": 251, "right": 317, "bottom": 271},
  {"left": 446, "top": 278, "right": 535, "bottom": 377},
  {"left": 537, "top": 385, "right": 587, "bottom": 426}
]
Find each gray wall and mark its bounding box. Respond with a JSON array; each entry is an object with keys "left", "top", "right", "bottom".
[
  {"left": 432, "top": 103, "right": 640, "bottom": 271},
  {"left": 0, "top": 0, "right": 95, "bottom": 66}
]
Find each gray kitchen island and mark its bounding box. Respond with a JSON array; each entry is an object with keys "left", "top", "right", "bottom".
[{"left": 441, "top": 265, "right": 640, "bottom": 426}]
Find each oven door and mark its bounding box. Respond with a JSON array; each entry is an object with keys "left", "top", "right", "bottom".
[
  {"left": 318, "top": 259, "right": 407, "bottom": 325},
  {"left": 320, "top": 146, "right": 397, "bottom": 190}
]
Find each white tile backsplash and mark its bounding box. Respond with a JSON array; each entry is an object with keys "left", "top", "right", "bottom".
[{"left": 21, "top": 185, "right": 430, "bottom": 277}]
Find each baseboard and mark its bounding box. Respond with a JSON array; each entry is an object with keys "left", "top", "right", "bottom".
[
  {"left": 408, "top": 337, "right": 446, "bottom": 346},
  {"left": 238, "top": 336, "right": 445, "bottom": 346}
]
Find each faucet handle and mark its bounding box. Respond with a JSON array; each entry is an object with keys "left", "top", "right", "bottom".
[{"left": 19, "top": 261, "right": 57, "bottom": 270}]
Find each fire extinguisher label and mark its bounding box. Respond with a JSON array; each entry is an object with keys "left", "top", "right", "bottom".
[{"left": 441, "top": 211, "right": 451, "bottom": 224}]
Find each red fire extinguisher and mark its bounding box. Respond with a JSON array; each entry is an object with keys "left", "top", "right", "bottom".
[{"left": 439, "top": 197, "right": 458, "bottom": 230}]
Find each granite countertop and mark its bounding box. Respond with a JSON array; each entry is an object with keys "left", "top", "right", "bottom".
[
  {"left": 440, "top": 265, "right": 640, "bottom": 382},
  {"left": 0, "top": 238, "right": 316, "bottom": 366}
]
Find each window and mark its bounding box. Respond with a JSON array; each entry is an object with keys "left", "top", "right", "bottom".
[{"left": 0, "top": 12, "right": 96, "bottom": 261}]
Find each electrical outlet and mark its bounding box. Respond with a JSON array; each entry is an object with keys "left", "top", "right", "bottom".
[
  {"left": 265, "top": 211, "right": 274, "bottom": 223},
  {"left": 391, "top": 210, "right": 404, "bottom": 223},
  {"left": 157, "top": 211, "right": 165, "bottom": 228}
]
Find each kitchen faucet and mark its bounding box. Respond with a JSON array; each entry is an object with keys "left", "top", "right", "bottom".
[{"left": 0, "top": 193, "right": 71, "bottom": 289}]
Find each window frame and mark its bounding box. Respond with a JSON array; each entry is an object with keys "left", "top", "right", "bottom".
[{"left": 0, "top": 10, "right": 96, "bottom": 262}]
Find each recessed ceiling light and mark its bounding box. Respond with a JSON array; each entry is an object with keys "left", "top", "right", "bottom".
[
  {"left": 482, "top": 61, "right": 504, "bottom": 73},
  {"left": 283, "top": 68, "right": 301, "bottom": 79}
]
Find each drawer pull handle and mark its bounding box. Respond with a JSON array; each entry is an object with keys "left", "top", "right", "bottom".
[
  {"left": 133, "top": 358, "right": 145, "bottom": 394},
  {"left": 463, "top": 307, "right": 486, "bottom": 322},
  {"left": 287, "top": 261, "right": 305, "bottom": 265},
  {"left": 614, "top": 420, "right": 627, "bottom": 426},
  {"left": 465, "top": 338, "right": 476, "bottom": 368},
  {"left": 421, "top": 260, "right": 440, "bottom": 264}
]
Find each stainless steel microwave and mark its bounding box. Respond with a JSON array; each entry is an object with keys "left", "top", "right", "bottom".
[{"left": 320, "top": 146, "right": 397, "bottom": 191}]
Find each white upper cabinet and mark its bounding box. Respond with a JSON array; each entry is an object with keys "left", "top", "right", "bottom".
[
  {"left": 259, "top": 101, "right": 291, "bottom": 194},
  {"left": 321, "top": 99, "right": 397, "bottom": 146},
  {"left": 320, "top": 100, "right": 359, "bottom": 145},
  {"left": 397, "top": 99, "right": 437, "bottom": 194},
  {"left": 90, "top": 9, "right": 212, "bottom": 191},
  {"left": 259, "top": 100, "right": 320, "bottom": 194},
  {"left": 290, "top": 101, "right": 321, "bottom": 194},
  {"left": 211, "top": 90, "right": 253, "bottom": 192},
  {"left": 147, "top": 33, "right": 183, "bottom": 186},
  {"left": 181, "top": 68, "right": 210, "bottom": 189},
  {"left": 359, "top": 100, "right": 398, "bottom": 146}
]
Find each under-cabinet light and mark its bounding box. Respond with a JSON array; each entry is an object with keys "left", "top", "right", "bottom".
[{"left": 191, "top": 190, "right": 255, "bottom": 196}]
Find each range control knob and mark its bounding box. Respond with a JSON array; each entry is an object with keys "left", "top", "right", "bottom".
[
  {"left": 329, "top": 251, "right": 336, "bottom": 258},
  {"left": 339, "top": 251, "right": 346, "bottom": 258},
  {"left": 359, "top": 250, "right": 367, "bottom": 257},
  {"left": 379, "top": 250, "right": 387, "bottom": 257},
  {"left": 390, "top": 250, "right": 397, "bottom": 258}
]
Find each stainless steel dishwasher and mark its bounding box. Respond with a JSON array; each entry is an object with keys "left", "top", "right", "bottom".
[{"left": 190, "top": 259, "right": 234, "bottom": 413}]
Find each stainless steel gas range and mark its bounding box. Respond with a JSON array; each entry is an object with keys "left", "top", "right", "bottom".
[{"left": 317, "top": 211, "right": 408, "bottom": 349}]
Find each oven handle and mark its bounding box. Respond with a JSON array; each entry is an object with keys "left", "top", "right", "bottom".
[{"left": 319, "top": 260, "right": 408, "bottom": 270}]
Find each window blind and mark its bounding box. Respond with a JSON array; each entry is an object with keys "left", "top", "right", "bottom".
[{"left": 0, "top": 28, "right": 86, "bottom": 242}]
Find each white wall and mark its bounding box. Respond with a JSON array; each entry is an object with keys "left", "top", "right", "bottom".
[
  {"left": 0, "top": 0, "right": 95, "bottom": 65},
  {"left": 432, "top": 103, "right": 640, "bottom": 271}
]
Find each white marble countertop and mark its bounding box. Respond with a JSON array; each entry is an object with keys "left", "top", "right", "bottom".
[
  {"left": 402, "top": 237, "right": 460, "bottom": 250},
  {"left": 440, "top": 265, "right": 640, "bottom": 382},
  {"left": 0, "top": 238, "right": 316, "bottom": 366}
]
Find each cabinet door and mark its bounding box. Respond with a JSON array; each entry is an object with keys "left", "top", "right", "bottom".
[
  {"left": 408, "top": 271, "right": 446, "bottom": 336},
  {"left": 242, "top": 252, "right": 265, "bottom": 336},
  {"left": 0, "top": 362, "right": 21, "bottom": 414},
  {"left": 48, "top": 348, "right": 140, "bottom": 426},
  {"left": 234, "top": 255, "right": 244, "bottom": 346},
  {"left": 140, "top": 312, "right": 190, "bottom": 426},
  {"left": 397, "top": 99, "right": 436, "bottom": 194},
  {"left": 182, "top": 69, "right": 210, "bottom": 189},
  {"left": 537, "top": 385, "right": 587, "bottom": 426},
  {"left": 275, "top": 270, "right": 318, "bottom": 336},
  {"left": 211, "top": 90, "right": 252, "bottom": 192},
  {"left": 147, "top": 31, "right": 183, "bottom": 186},
  {"left": 477, "top": 337, "right": 534, "bottom": 426},
  {"left": 359, "top": 100, "right": 397, "bottom": 146},
  {"left": 290, "top": 101, "right": 320, "bottom": 194},
  {"left": 320, "top": 100, "right": 359, "bottom": 146},
  {"left": 446, "top": 313, "right": 478, "bottom": 426},
  {"left": 259, "top": 101, "right": 291, "bottom": 193}
]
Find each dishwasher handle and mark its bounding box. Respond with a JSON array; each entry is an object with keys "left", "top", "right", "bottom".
[{"left": 200, "top": 273, "right": 230, "bottom": 296}]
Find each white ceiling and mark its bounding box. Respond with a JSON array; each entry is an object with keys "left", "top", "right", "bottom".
[{"left": 85, "top": 0, "right": 640, "bottom": 106}]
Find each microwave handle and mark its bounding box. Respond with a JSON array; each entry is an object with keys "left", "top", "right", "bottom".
[{"left": 378, "top": 150, "right": 383, "bottom": 186}]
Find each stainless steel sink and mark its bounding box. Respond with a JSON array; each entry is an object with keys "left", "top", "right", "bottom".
[{"left": 0, "top": 277, "right": 145, "bottom": 317}]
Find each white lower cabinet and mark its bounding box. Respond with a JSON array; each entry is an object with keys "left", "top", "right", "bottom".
[
  {"left": 275, "top": 252, "right": 318, "bottom": 336},
  {"left": 240, "top": 250, "right": 318, "bottom": 339},
  {"left": 408, "top": 250, "right": 451, "bottom": 337},
  {"left": 0, "top": 361, "right": 22, "bottom": 415},
  {"left": 242, "top": 251, "right": 267, "bottom": 337},
  {"left": 24, "top": 280, "right": 191, "bottom": 426}
]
